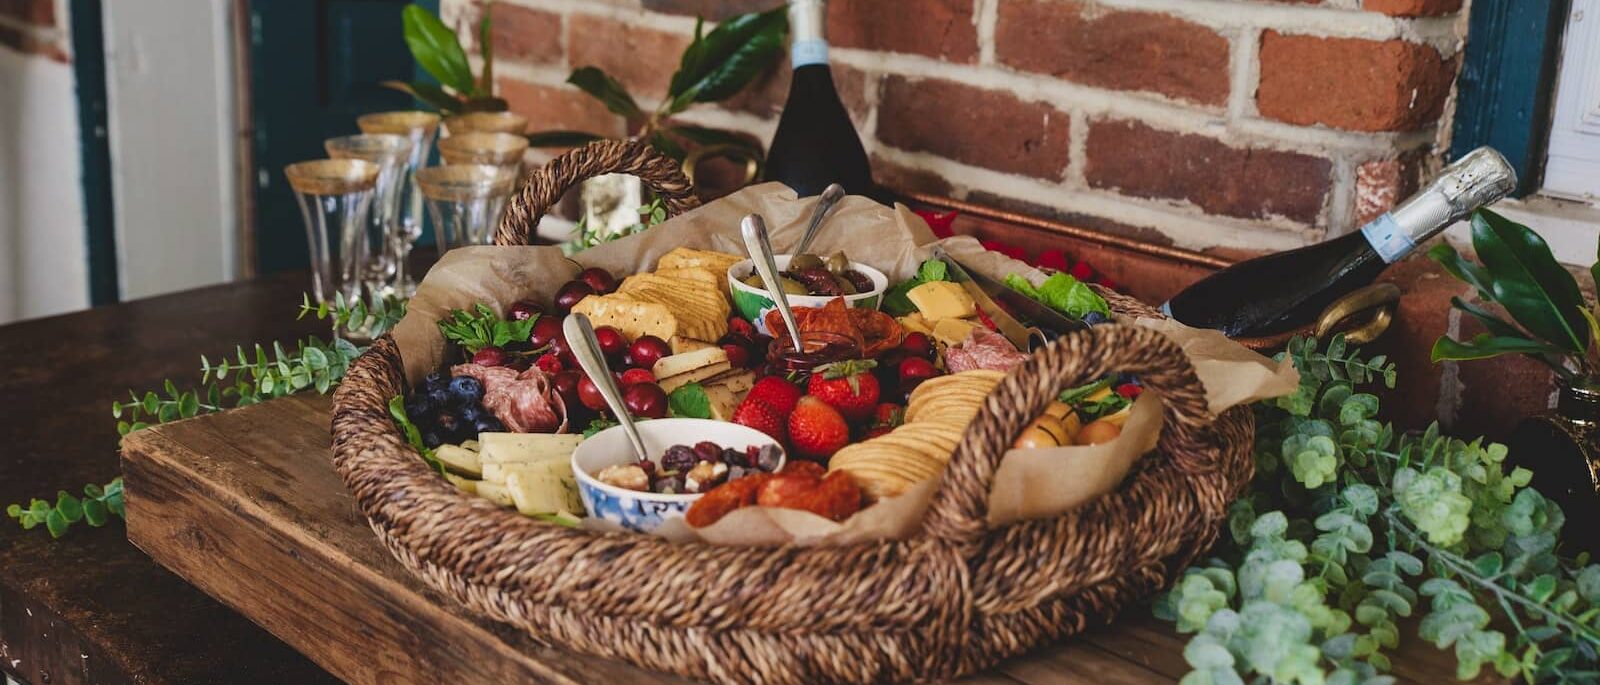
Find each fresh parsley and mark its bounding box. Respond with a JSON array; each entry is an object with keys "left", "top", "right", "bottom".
[{"left": 437, "top": 304, "right": 536, "bottom": 354}]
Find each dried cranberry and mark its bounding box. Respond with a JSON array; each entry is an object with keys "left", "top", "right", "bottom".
[
  {"left": 637, "top": 459, "right": 656, "bottom": 476},
  {"left": 722, "top": 447, "right": 748, "bottom": 467},
  {"left": 841, "top": 270, "right": 874, "bottom": 294},
  {"left": 693, "top": 441, "right": 722, "bottom": 463},
  {"left": 661, "top": 445, "right": 698, "bottom": 473}
]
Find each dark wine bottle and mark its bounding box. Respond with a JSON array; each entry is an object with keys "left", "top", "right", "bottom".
[
  {"left": 763, "top": 0, "right": 876, "bottom": 199},
  {"left": 1163, "top": 147, "right": 1517, "bottom": 337}
]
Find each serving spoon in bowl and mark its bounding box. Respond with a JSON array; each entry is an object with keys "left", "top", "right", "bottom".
[
  {"left": 741, "top": 213, "right": 804, "bottom": 353},
  {"left": 563, "top": 313, "right": 648, "bottom": 462},
  {"left": 790, "top": 182, "right": 845, "bottom": 256}
]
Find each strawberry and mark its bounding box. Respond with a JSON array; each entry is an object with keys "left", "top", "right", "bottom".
[
  {"left": 863, "top": 425, "right": 894, "bottom": 439},
  {"left": 745, "top": 376, "right": 802, "bottom": 414},
  {"left": 728, "top": 316, "right": 756, "bottom": 339},
  {"left": 1116, "top": 382, "right": 1142, "bottom": 398},
  {"left": 871, "top": 403, "right": 904, "bottom": 429},
  {"left": 787, "top": 397, "right": 849, "bottom": 460},
  {"left": 732, "top": 399, "right": 787, "bottom": 443},
  {"left": 619, "top": 368, "right": 655, "bottom": 387},
  {"left": 807, "top": 360, "right": 880, "bottom": 422}
]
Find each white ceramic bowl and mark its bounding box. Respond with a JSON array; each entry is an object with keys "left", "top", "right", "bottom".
[
  {"left": 571, "top": 418, "right": 785, "bottom": 534},
  {"left": 726, "top": 255, "right": 888, "bottom": 336}
]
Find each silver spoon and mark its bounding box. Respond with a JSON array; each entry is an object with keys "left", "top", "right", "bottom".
[
  {"left": 563, "top": 313, "right": 648, "bottom": 462},
  {"left": 791, "top": 183, "right": 845, "bottom": 255},
  {"left": 741, "top": 213, "right": 804, "bottom": 352}
]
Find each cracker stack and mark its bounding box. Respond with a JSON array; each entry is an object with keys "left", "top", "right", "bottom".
[{"left": 828, "top": 370, "right": 1006, "bottom": 500}]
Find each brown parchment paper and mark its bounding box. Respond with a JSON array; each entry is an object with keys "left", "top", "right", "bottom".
[{"left": 386, "top": 182, "right": 1297, "bottom": 546}]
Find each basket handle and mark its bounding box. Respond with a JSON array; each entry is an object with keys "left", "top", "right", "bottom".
[
  {"left": 921, "top": 324, "right": 1224, "bottom": 548},
  {"left": 494, "top": 138, "right": 701, "bottom": 247}
]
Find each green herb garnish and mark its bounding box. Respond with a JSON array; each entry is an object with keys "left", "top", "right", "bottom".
[
  {"left": 437, "top": 304, "right": 536, "bottom": 354},
  {"left": 883, "top": 258, "right": 952, "bottom": 316},
  {"left": 389, "top": 395, "right": 444, "bottom": 474},
  {"left": 6, "top": 477, "right": 124, "bottom": 538},
  {"left": 1005, "top": 272, "right": 1110, "bottom": 320},
  {"left": 667, "top": 382, "right": 712, "bottom": 419}
]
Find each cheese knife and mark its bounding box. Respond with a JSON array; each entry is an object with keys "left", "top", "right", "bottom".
[{"left": 931, "top": 247, "right": 1059, "bottom": 353}]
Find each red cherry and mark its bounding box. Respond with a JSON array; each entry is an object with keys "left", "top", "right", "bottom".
[
  {"left": 899, "top": 357, "right": 941, "bottom": 397},
  {"left": 472, "top": 346, "right": 509, "bottom": 367},
  {"left": 533, "top": 353, "right": 563, "bottom": 374},
  {"left": 548, "top": 333, "right": 576, "bottom": 366},
  {"left": 507, "top": 300, "right": 543, "bottom": 321},
  {"left": 620, "top": 368, "right": 656, "bottom": 387},
  {"left": 722, "top": 343, "right": 750, "bottom": 369},
  {"left": 593, "top": 326, "right": 628, "bottom": 363},
  {"left": 622, "top": 382, "right": 668, "bottom": 419},
  {"left": 626, "top": 335, "right": 671, "bottom": 370},
  {"left": 577, "top": 376, "right": 609, "bottom": 412},
  {"left": 528, "top": 316, "right": 563, "bottom": 349},
  {"left": 553, "top": 281, "right": 594, "bottom": 314},
  {"left": 899, "top": 332, "right": 933, "bottom": 359},
  {"left": 552, "top": 370, "right": 584, "bottom": 408},
  {"left": 577, "top": 267, "right": 618, "bottom": 294}
]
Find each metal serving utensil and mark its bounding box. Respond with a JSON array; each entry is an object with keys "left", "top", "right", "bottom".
[
  {"left": 563, "top": 313, "right": 648, "bottom": 462},
  {"left": 791, "top": 183, "right": 845, "bottom": 255},
  {"left": 741, "top": 213, "right": 804, "bottom": 351}
]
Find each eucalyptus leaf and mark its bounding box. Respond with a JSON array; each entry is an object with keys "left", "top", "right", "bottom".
[
  {"left": 402, "top": 5, "right": 476, "bottom": 94},
  {"left": 1471, "top": 209, "right": 1588, "bottom": 353},
  {"left": 567, "top": 66, "right": 643, "bottom": 120}
]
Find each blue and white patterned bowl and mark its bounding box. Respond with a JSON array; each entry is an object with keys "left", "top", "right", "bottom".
[{"left": 572, "top": 419, "right": 785, "bottom": 535}]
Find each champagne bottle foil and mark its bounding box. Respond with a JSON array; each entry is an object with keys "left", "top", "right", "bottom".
[
  {"left": 1367, "top": 146, "right": 1516, "bottom": 263},
  {"left": 789, "top": 0, "right": 829, "bottom": 66}
]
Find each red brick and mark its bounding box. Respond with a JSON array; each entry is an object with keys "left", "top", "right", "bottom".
[
  {"left": 828, "top": 0, "right": 978, "bottom": 63},
  {"left": 876, "top": 76, "right": 1071, "bottom": 180},
  {"left": 1258, "top": 32, "right": 1457, "bottom": 132},
  {"left": 1085, "top": 119, "right": 1332, "bottom": 224},
  {"left": 1354, "top": 154, "right": 1423, "bottom": 225},
  {"left": 1362, "top": 0, "right": 1462, "bottom": 16},
  {"left": 870, "top": 153, "right": 955, "bottom": 198},
  {"left": 0, "top": 0, "right": 53, "bottom": 26},
  {"left": 567, "top": 15, "right": 691, "bottom": 102},
  {"left": 995, "top": 0, "right": 1230, "bottom": 106},
  {"left": 722, "top": 61, "right": 867, "bottom": 127},
  {"left": 497, "top": 78, "right": 628, "bottom": 139},
  {"left": 640, "top": 0, "right": 773, "bottom": 20},
  {"left": 490, "top": 4, "right": 562, "bottom": 65}
]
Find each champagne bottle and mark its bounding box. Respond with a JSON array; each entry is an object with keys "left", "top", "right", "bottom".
[
  {"left": 763, "top": 0, "right": 876, "bottom": 198},
  {"left": 1163, "top": 147, "right": 1517, "bottom": 337}
]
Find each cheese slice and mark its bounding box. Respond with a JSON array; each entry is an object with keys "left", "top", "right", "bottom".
[
  {"left": 704, "top": 384, "right": 739, "bottom": 421},
  {"left": 483, "top": 458, "right": 574, "bottom": 484},
  {"left": 907, "top": 281, "right": 977, "bottom": 321},
  {"left": 932, "top": 317, "right": 983, "bottom": 347},
  {"left": 506, "top": 469, "right": 583, "bottom": 515},
  {"left": 705, "top": 370, "right": 755, "bottom": 395},
  {"left": 474, "top": 480, "right": 516, "bottom": 507},
  {"left": 444, "top": 473, "right": 479, "bottom": 494},
  {"left": 669, "top": 336, "right": 716, "bottom": 355},
  {"left": 659, "top": 360, "right": 733, "bottom": 394},
  {"left": 478, "top": 432, "right": 585, "bottom": 465},
  {"left": 434, "top": 444, "right": 482, "bottom": 477},
  {"left": 897, "top": 312, "right": 934, "bottom": 335},
  {"left": 651, "top": 346, "right": 729, "bottom": 379}
]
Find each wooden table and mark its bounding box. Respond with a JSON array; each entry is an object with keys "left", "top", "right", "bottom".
[{"left": 0, "top": 211, "right": 1478, "bottom": 685}]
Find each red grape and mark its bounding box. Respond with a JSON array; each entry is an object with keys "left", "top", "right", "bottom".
[
  {"left": 593, "top": 326, "right": 628, "bottom": 363},
  {"left": 528, "top": 316, "right": 563, "bottom": 349},
  {"left": 899, "top": 332, "right": 933, "bottom": 359},
  {"left": 577, "top": 375, "right": 608, "bottom": 412},
  {"left": 899, "top": 357, "right": 941, "bottom": 398},
  {"left": 552, "top": 370, "right": 583, "bottom": 408},
  {"left": 722, "top": 343, "right": 750, "bottom": 369},
  {"left": 472, "top": 346, "right": 509, "bottom": 367},
  {"left": 622, "top": 382, "right": 668, "bottom": 419},
  {"left": 507, "top": 300, "right": 542, "bottom": 321},
  {"left": 626, "top": 335, "right": 671, "bottom": 370},
  {"left": 553, "top": 281, "right": 594, "bottom": 314},
  {"left": 577, "top": 267, "right": 618, "bottom": 294},
  {"left": 620, "top": 368, "right": 655, "bottom": 387}
]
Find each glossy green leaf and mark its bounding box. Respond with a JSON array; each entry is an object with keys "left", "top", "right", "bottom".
[
  {"left": 526, "top": 130, "right": 605, "bottom": 148},
  {"left": 567, "top": 67, "right": 643, "bottom": 120},
  {"left": 401, "top": 5, "right": 476, "bottom": 94},
  {"left": 1471, "top": 209, "right": 1588, "bottom": 353},
  {"left": 1430, "top": 334, "right": 1567, "bottom": 363},
  {"left": 382, "top": 78, "right": 461, "bottom": 112},
  {"left": 1448, "top": 296, "right": 1524, "bottom": 339},
  {"left": 1429, "top": 243, "right": 1495, "bottom": 300},
  {"left": 665, "top": 7, "right": 787, "bottom": 110}
]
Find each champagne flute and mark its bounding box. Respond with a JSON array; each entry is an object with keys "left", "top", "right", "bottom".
[
  {"left": 324, "top": 134, "right": 413, "bottom": 296},
  {"left": 356, "top": 111, "right": 441, "bottom": 297},
  {"left": 283, "top": 159, "right": 379, "bottom": 313},
  {"left": 416, "top": 164, "right": 518, "bottom": 251}
]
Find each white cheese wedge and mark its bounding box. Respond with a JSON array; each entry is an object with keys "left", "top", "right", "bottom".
[
  {"left": 669, "top": 336, "right": 716, "bottom": 355},
  {"left": 907, "top": 281, "right": 977, "bottom": 321},
  {"left": 474, "top": 480, "right": 516, "bottom": 507},
  {"left": 482, "top": 459, "right": 573, "bottom": 485},
  {"left": 506, "top": 469, "right": 584, "bottom": 515},
  {"left": 659, "top": 361, "right": 733, "bottom": 394},
  {"left": 932, "top": 317, "right": 983, "bottom": 347},
  {"left": 704, "top": 384, "right": 739, "bottom": 421},
  {"left": 898, "top": 312, "right": 934, "bottom": 335},
  {"left": 478, "top": 432, "right": 585, "bottom": 465},
  {"left": 651, "top": 346, "right": 729, "bottom": 379},
  {"left": 434, "top": 444, "right": 482, "bottom": 477},
  {"left": 444, "top": 473, "right": 479, "bottom": 494}
]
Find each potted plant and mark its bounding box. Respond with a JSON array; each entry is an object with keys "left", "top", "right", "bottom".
[{"left": 1429, "top": 209, "right": 1600, "bottom": 549}]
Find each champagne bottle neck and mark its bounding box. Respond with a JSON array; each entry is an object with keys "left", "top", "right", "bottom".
[
  {"left": 789, "top": 0, "right": 829, "bottom": 67},
  {"left": 1359, "top": 146, "right": 1517, "bottom": 263}
]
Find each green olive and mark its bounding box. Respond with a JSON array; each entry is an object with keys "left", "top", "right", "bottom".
[
  {"left": 836, "top": 275, "right": 858, "bottom": 295},
  {"left": 825, "top": 251, "right": 850, "bottom": 275},
  {"left": 788, "top": 253, "right": 825, "bottom": 272},
  {"left": 742, "top": 273, "right": 765, "bottom": 289},
  {"left": 779, "top": 277, "right": 809, "bottom": 295}
]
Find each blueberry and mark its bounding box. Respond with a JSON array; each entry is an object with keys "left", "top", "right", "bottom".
[
  {"left": 421, "top": 431, "right": 443, "bottom": 449},
  {"left": 1083, "top": 311, "right": 1108, "bottom": 325},
  {"left": 458, "top": 404, "right": 484, "bottom": 425},
  {"left": 425, "top": 386, "right": 449, "bottom": 408},
  {"left": 436, "top": 412, "right": 460, "bottom": 436},
  {"left": 474, "top": 417, "right": 505, "bottom": 434},
  {"left": 404, "top": 395, "right": 432, "bottom": 421},
  {"left": 447, "top": 376, "right": 484, "bottom": 406},
  {"left": 424, "top": 372, "right": 447, "bottom": 393}
]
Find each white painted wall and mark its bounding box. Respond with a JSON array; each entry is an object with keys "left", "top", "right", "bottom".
[
  {"left": 103, "top": 0, "right": 239, "bottom": 300},
  {"left": 0, "top": 38, "right": 89, "bottom": 324}
]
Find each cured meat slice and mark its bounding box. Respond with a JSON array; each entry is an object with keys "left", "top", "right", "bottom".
[
  {"left": 944, "top": 329, "right": 1029, "bottom": 374},
  {"left": 451, "top": 363, "right": 569, "bottom": 433}
]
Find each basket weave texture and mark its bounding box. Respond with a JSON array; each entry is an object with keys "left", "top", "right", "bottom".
[{"left": 331, "top": 140, "right": 1255, "bottom": 684}]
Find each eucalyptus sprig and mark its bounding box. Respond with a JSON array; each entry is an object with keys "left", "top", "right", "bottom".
[
  {"left": 299, "top": 291, "right": 407, "bottom": 339},
  {"left": 6, "top": 477, "right": 125, "bottom": 538},
  {"left": 200, "top": 337, "right": 362, "bottom": 403},
  {"left": 1158, "top": 334, "right": 1600, "bottom": 684}
]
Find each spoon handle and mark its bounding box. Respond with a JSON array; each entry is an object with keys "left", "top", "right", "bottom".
[
  {"left": 563, "top": 313, "right": 649, "bottom": 462},
  {"left": 741, "top": 214, "right": 804, "bottom": 351},
  {"left": 792, "top": 183, "right": 845, "bottom": 255}
]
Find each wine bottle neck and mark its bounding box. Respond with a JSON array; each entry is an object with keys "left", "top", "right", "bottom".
[
  {"left": 790, "top": 0, "right": 829, "bottom": 67},
  {"left": 1359, "top": 146, "right": 1517, "bottom": 263}
]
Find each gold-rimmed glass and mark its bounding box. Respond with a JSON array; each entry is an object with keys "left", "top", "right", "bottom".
[
  {"left": 283, "top": 159, "right": 379, "bottom": 309},
  {"left": 324, "top": 134, "right": 412, "bottom": 294},
  {"left": 416, "top": 164, "right": 518, "bottom": 251},
  {"left": 356, "top": 110, "right": 440, "bottom": 297},
  {"left": 442, "top": 110, "right": 528, "bottom": 137}
]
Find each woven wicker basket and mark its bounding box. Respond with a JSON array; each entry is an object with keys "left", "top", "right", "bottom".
[{"left": 331, "top": 140, "right": 1256, "bottom": 685}]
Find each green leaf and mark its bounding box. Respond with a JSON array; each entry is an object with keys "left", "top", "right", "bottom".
[
  {"left": 402, "top": 5, "right": 476, "bottom": 94},
  {"left": 382, "top": 77, "right": 464, "bottom": 114},
  {"left": 667, "top": 382, "right": 712, "bottom": 419},
  {"left": 1449, "top": 296, "right": 1525, "bottom": 339},
  {"left": 1035, "top": 273, "right": 1111, "bottom": 319},
  {"left": 55, "top": 492, "right": 82, "bottom": 523},
  {"left": 526, "top": 130, "right": 606, "bottom": 147},
  {"left": 1470, "top": 209, "right": 1588, "bottom": 353},
  {"left": 666, "top": 7, "right": 787, "bottom": 108},
  {"left": 1428, "top": 242, "right": 1496, "bottom": 299},
  {"left": 45, "top": 509, "right": 68, "bottom": 538},
  {"left": 1430, "top": 334, "right": 1567, "bottom": 363},
  {"left": 566, "top": 66, "right": 643, "bottom": 120}
]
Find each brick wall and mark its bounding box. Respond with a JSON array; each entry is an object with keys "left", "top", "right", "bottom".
[
  {"left": 0, "top": 0, "right": 67, "bottom": 62},
  {"left": 448, "top": 0, "right": 1467, "bottom": 254}
]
